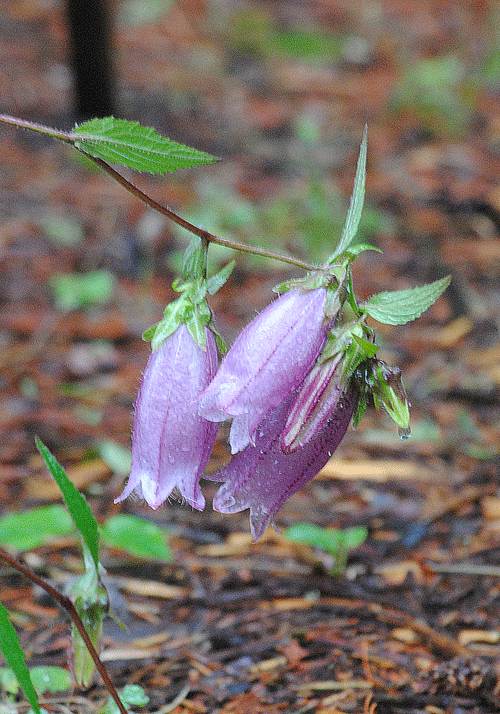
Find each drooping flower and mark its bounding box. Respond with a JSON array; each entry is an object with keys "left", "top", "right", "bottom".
[
  {"left": 116, "top": 323, "right": 218, "bottom": 510},
  {"left": 209, "top": 382, "right": 359, "bottom": 540},
  {"left": 281, "top": 351, "right": 346, "bottom": 453},
  {"left": 199, "top": 287, "right": 331, "bottom": 454}
]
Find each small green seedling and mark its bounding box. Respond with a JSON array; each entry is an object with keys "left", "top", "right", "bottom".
[{"left": 284, "top": 523, "right": 368, "bottom": 576}]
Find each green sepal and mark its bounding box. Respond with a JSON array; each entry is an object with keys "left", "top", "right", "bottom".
[
  {"left": 368, "top": 361, "right": 411, "bottom": 431},
  {"left": 185, "top": 303, "right": 211, "bottom": 350},
  {"left": 352, "top": 334, "right": 378, "bottom": 358},
  {"left": 213, "top": 330, "right": 229, "bottom": 356},
  {"left": 344, "top": 243, "right": 382, "bottom": 260},
  {"left": 182, "top": 238, "right": 208, "bottom": 280},
  {"left": 362, "top": 275, "right": 451, "bottom": 326},
  {"left": 207, "top": 260, "right": 236, "bottom": 295},
  {"left": 273, "top": 269, "right": 335, "bottom": 295},
  {"left": 326, "top": 125, "right": 367, "bottom": 263},
  {"left": 352, "top": 392, "right": 367, "bottom": 428},
  {"left": 149, "top": 296, "right": 191, "bottom": 351}
]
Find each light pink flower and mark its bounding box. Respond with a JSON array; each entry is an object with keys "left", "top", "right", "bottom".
[{"left": 116, "top": 324, "right": 218, "bottom": 510}]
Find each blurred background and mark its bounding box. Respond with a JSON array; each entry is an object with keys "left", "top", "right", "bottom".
[{"left": 0, "top": 1, "right": 499, "bottom": 709}]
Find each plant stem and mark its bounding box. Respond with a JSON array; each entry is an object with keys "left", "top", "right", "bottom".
[
  {"left": 0, "top": 548, "right": 128, "bottom": 714},
  {"left": 0, "top": 113, "right": 317, "bottom": 272}
]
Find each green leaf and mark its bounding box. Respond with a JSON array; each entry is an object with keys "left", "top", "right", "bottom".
[
  {"left": 99, "top": 684, "right": 149, "bottom": 714},
  {"left": 351, "top": 334, "right": 378, "bottom": 358},
  {"left": 50, "top": 270, "right": 114, "bottom": 311},
  {"left": 284, "top": 523, "right": 367, "bottom": 556},
  {"left": 29, "top": 667, "right": 72, "bottom": 695},
  {"left": 96, "top": 441, "right": 132, "bottom": 477},
  {"left": 0, "top": 603, "right": 40, "bottom": 714},
  {"left": 207, "top": 260, "right": 236, "bottom": 295},
  {"left": 0, "top": 505, "right": 74, "bottom": 551},
  {"left": 328, "top": 126, "right": 367, "bottom": 261},
  {"left": 363, "top": 275, "right": 451, "bottom": 325},
  {"left": 100, "top": 515, "right": 171, "bottom": 561},
  {"left": 35, "top": 439, "right": 99, "bottom": 571},
  {"left": 120, "top": 685, "right": 150, "bottom": 707},
  {"left": 71, "top": 117, "right": 218, "bottom": 175}
]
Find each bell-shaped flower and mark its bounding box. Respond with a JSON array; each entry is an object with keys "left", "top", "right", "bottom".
[
  {"left": 199, "top": 287, "right": 330, "bottom": 454},
  {"left": 209, "top": 382, "right": 359, "bottom": 540},
  {"left": 116, "top": 323, "right": 219, "bottom": 510}
]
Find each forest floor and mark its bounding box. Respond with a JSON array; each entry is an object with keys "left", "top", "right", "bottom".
[{"left": 0, "top": 1, "right": 500, "bottom": 713}]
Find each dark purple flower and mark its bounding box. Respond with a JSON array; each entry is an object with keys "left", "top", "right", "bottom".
[
  {"left": 209, "top": 383, "right": 359, "bottom": 540},
  {"left": 199, "top": 287, "right": 329, "bottom": 453},
  {"left": 116, "top": 324, "right": 218, "bottom": 510}
]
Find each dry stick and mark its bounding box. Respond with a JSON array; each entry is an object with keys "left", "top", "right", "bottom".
[{"left": 0, "top": 548, "right": 128, "bottom": 714}]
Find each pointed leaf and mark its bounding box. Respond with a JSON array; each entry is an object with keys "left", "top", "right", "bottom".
[
  {"left": 207, "top": 260, "right": 236, "bottom": 295},
  {"left": 363, "top": 275, "right": 451, "bottom": 325},
  {"left": 328, "top": 126, "right": 367, "bottom": 261},
  {"left": 35, "top": 439, "right": 99, "bottom": 571},
  {"left": 0, "top": 603, "right": 40, "bottom": 714},
  {"left": 71, "top": 117, "right": 217, "bottom": 175}
]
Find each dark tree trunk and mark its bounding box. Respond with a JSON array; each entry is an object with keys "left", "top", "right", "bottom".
[{"left": 67, "top": 0, "right": 115, "bottom": 121}]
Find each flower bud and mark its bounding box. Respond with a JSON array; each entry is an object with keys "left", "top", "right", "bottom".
[
  {"left": 209, "top": 383, "right": 359, "bottom": 540},
  {"left": 281, "top": 352, "right": 345, "bottom": 453},
  {"left": 366, "top": 359, "right": 411, "bottom": 437},
  {"left": 199, "top": 287, "right": 329, "bottom": 453},
  {"left": 116, "top": 324, "right": 218, "bottom": 510}
]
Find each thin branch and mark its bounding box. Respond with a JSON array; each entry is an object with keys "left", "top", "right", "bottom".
[
  {"left": 86, "top": 155, "right": 317, "bottom": 271},
  {"left": 0, "top": 548, "right": 128, "bottom": 714},
  {"left": 0, "top": 113, "right": 317, "bottom": 272}
]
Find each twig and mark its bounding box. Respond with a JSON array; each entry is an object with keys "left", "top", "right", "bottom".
[
  {"left": 0, "top": 113, "right": 316, "bottom": 272},
  {"left": 0, "top": 548, "right": 128, "bottom": 714}
]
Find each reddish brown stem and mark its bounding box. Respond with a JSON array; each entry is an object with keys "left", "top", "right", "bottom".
[{"left": 0, "top": 548, "right": 127, "bottom": 714}]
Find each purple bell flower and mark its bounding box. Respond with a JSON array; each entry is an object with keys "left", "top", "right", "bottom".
[
  {"left": 116, "top": 323, "right": 218, "bottom": 510},
  {"left": 209, "top": 383, "right": 359, "bottom": 540},
  {"left": 199, "top": 287, "right": 329, "bottom": 453}
]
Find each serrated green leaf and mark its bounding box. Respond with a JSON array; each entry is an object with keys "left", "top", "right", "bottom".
[
  {"left": 101, "top": 515, "right": 171, "bottom": 561},
  {"left": 363, "top": 275, "right": 451, "bottom": 325},
  {"left": 328, "top": 126, "right": 367, "bottom": 261},
  {"left": 35, "top": 439, "right": 99, "bottom": 571},
  {"left": 0, "top": 505, "right": 74, "bottom": 551},
  {"left": 0, "top": 603, "right": 40, "bottom": 714},
  {"left": 71, "top": 117, "right": 217, "bottom": 175}
]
